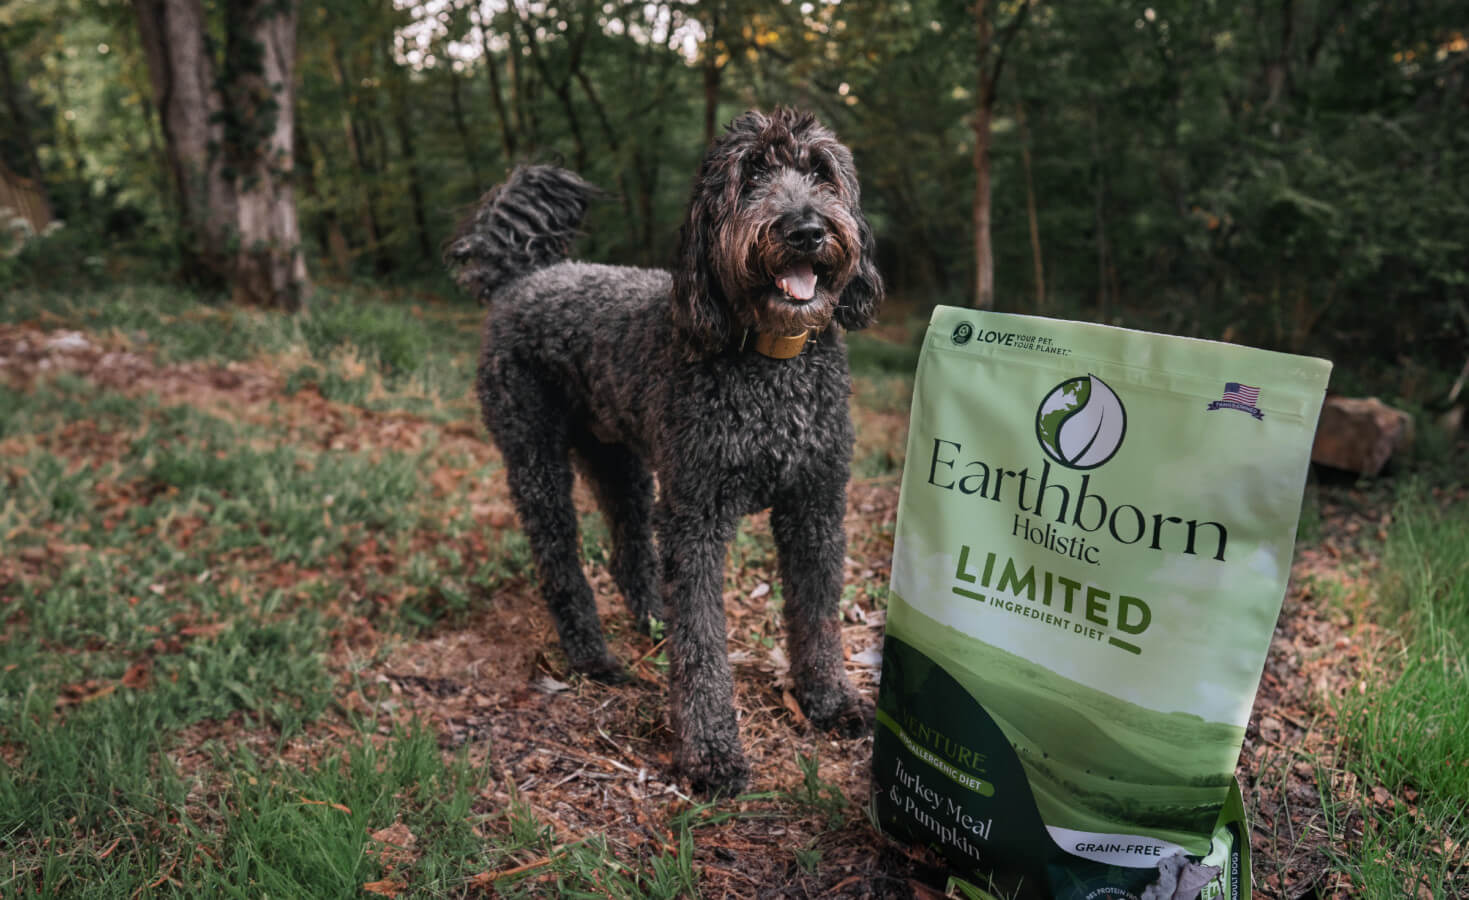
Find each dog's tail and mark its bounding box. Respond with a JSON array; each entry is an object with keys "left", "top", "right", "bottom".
[{"left": 444, "top": 165, "right": 597, "bottom": 304}]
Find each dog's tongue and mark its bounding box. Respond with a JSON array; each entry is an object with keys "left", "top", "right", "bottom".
[{"left": 776, "top": 262, "right": 817, "bottom": 301}]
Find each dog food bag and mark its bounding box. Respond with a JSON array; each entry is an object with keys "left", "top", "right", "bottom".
[{"left": 871, "top": 307, "right": 1331, "bottom": 900}]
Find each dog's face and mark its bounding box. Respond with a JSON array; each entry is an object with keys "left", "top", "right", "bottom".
[{"left": 674, "top": 109, "right": 883, "bottom": 351}]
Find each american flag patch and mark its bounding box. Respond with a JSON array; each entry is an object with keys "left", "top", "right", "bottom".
[
  {"left": 1221, "top": 383, "right": 1260, "bottom": 405},
  {"left": 1207, "top": 382, "right": 1265, "bottom": 419}
]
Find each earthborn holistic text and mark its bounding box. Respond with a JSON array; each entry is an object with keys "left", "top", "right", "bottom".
[{"left": 871, "top": 308, "right": 1331, "bottom": 900}]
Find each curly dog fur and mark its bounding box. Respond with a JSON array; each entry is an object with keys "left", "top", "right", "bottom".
[{"left": 445, "top": 108, "right": 883, "bottom": 795}]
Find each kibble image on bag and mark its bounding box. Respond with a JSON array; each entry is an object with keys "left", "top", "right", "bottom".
[{"left": 871, "top": 307, "right": 1331, "bottom": 900}]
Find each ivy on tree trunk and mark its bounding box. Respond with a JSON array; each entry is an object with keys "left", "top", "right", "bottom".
[{"left": 132, "top": 0, "right": 309, "bottom": 310}]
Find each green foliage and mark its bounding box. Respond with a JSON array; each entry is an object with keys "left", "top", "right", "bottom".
[
  {"left": 785, "top": 752, "right": 850, "bottom": 831},
  {"left": 846, "top": 332, "right": 921, "bottom": 378},
  {"left": 6, "top": 0, "right": 1464, "bottom": 372}
]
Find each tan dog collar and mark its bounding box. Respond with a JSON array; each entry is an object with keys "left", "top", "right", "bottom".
[{"left": 742, "top": 328, "right": 811, "bottom": 359}]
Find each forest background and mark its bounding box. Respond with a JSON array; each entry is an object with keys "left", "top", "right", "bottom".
[{"left": 2, "top": 0, "right": 1465, "bottom": 377}]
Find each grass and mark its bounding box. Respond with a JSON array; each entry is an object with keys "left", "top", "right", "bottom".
[
  {"left": 0, "top": 284, "right": 502, "bottom": 895},
  {"left": 1323, "top": 485, "right": 1469, "bottom": 897},
  {"left": 0, "top": 281, "right": 481, "bottom": 420}
]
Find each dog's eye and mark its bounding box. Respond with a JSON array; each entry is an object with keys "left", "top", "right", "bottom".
[{"left": 740, "top": 166, "right": 770, "bottom": 196}]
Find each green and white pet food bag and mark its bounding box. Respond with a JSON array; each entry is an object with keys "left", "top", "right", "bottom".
[{"left": 872, "top": 308, "right": 1331, "bottom": 900}]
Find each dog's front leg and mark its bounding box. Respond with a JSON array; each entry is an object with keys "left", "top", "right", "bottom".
[
  {"left": 658, "top": 500, "right": 748, "bottom": 796},
  {"left": 772, "top": 480, "right": 872, "bottom": 737}
]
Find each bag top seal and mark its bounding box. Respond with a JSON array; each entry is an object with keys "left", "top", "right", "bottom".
[{"left": 927, "top": 307, "right": 1332, "bottom": 418}]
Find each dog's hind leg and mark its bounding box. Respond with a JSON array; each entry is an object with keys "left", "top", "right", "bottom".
[
  {"left": 772, "top": 479, "right": 872, "bottom": 737},
  {"left": 575, "top": 438, "right": 664, "bottom": 634},
  {"left": 485, "top": 379, "right": 623, "bottom": 682}
]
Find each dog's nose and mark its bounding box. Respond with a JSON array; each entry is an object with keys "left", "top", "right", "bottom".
[{"left": 786, "top": 214, "right": 826, "bottom": 253}]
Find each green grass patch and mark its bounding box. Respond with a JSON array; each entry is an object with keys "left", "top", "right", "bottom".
[
  {"left": 197, "top": 723, "right": 489, "bottom": 897},
  {"left": 0, "top": 282, "right": 481, "bottom": 420},
  {"left": 1325, "top": 486, "right": 1469, "bottom": 896},
  {"left": 139, "top": 433, "right": 428, "bottom": 566},
  {"left": 0, "top": 599, "right": 337, "bottom": 896}
]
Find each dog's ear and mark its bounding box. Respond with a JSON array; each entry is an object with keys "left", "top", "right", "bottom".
[
  {"left": 835, "top": 209, "right": 883, "bottom": 331},
  {"left": 671, "top": 170, "right": 733, "bottom": 354}
]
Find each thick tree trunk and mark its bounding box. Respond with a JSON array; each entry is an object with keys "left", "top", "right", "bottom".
[
  {"left": 0, "top": 41, "right": 51, "bottom": 214},
  {"left": 133, "top": 0, "right": 234, "bottom": 284},
  {"left": 223, "top": 0, "right": 309, "bottom": 309},
  {"left": 133, "top": 0, "right": 308, "bottom": 307}
]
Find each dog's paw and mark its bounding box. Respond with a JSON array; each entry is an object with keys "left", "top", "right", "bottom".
[
  {"left": 677, "top": 743, "right": 751, "bottom": 798},
  {"left": 684, "top": 757, "right": 751, "bottom": 798},
  {"left": 803, "top": 688, "right": 874, "bottom": 739},
  {"left": 570, "top": 653, "right": 631, "bottom": 685}
]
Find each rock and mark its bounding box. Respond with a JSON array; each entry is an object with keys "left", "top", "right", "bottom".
[
  {"left": 44, "top": 331, "right": 92, "bottom": 352},
  {"left": 1311, "top": 396, "right": 1414, "bottom": 476}
]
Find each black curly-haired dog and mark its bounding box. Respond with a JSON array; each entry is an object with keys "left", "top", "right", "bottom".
[{"left": 445, "top": 108, "right": 882, "bottom": 795}]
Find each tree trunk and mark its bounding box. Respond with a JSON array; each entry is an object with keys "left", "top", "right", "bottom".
[
  {"left": 0, "top": 41, "right": 50, "bottom": 214},
  {"left": 702, "top": 4, "right": 722, "bottom": 146},
  {"left": 446, "top": 67, "right": 484, "bottom": 190},
  {"left": 1089, "top": 102, "right": 1111, "bottom": 322},
  {"left": 133, "top": 0, "right": 235, "bottom": 286},
  {"left": 503, "top": 10, "right": 534, "bottom": 151},
  {"left": 1016, "top": 100, "right": 1045, "bottom": 312},
  {"left": 222, "top": 0, "right": 310, "bottom": 309},
  {"left": 972, "top": 0, "right": 995, "bottom": 310},
  {"left": 326, "top": 38, "right": 385, "bottom": 265},
  {"left": 473, "top": 4, "right": 518, "bottom": 163},
  {"left": 297, "top": 125, "right": 352, "bottom": 274},
  {"left": 134, "top": 0, "right": 308, "bottom": 307},
  {"left": 516, "top": 7, "right": 588, "bottom": 171},
  {"left": 385, "top": 41, "right": 432, "bottom": 261}
]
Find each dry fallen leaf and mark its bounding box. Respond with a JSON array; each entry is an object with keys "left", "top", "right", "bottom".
[
  {"left": 298, "top": 796, "right": 352, "bottom": 815},
  {"left": 179, "top": 622, "right": 228, "bottom": 638},
  {"left": 55, "top": 680, "right": 116, "bottom": 708},
  {"left": 781, "top": 690, "right": 806, "bottom": 723},
  {"left": 369, "top": 821, "right": 417, "bottom": 849},
  {"left": 362, "top": 878, "right": 406, "bottom": 897},
  {"left": 121, "top": 660, "right": 152, "bottom": 690}
]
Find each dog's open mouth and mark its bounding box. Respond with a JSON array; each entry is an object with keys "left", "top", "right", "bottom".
[{"left": 775, "top": 261, "right": 819, "bottom": 302}]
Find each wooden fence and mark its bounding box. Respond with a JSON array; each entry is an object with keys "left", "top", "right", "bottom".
[{"left": 0, "top": 161, "right": 51, "bottom": 237}]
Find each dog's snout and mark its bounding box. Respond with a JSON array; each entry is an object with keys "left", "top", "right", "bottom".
[{"left": 785, "top": 213, "right": 826, "bottom": 253}]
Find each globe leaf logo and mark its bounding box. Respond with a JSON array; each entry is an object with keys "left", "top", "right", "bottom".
[{"left": 1035, "top": 375, "right": 1127, "bottom": 469}]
